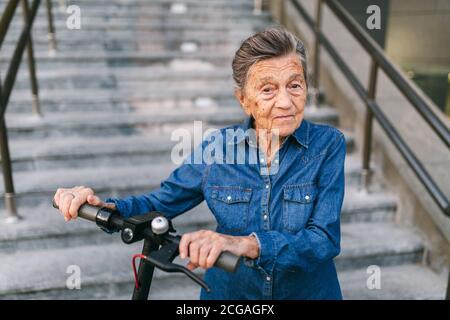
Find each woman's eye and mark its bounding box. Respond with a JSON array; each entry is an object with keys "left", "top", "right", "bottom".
[
  {"left": 262, "top": 87, "right": 274, "bottom": 94},
  {"left": 290, "top": 83, "right": 303, "bottom": 89}
]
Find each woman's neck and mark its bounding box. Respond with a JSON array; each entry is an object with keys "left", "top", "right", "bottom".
[{"left": 255, "top": 127, "right": 287, "bottom": 166}]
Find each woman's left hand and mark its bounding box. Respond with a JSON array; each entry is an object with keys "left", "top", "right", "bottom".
[{"left": 179, "top": 230, "right": 260, "bottom": 271}]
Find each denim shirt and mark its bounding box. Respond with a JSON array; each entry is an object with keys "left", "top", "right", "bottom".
[{"left": 106, "top": 117, "right": 346, "bottom": 300}]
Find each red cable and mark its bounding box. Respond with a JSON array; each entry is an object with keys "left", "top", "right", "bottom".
[{"left": 132, "top": 254, "right": 147, "bottom": 289}]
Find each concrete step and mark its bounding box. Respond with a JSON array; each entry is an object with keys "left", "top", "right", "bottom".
[
  {"left": 0, "top": 42, "right": 241, "bottom": 64},
  {"left": 336, "top": 222, "right": 424, "bottom": 271},
  {"left": 5, "top": 106, "right": 247, "bottom": 139},
  {"left": 43, "top": 5, "right": 267, "bottom": 17},
  {"left": 0, "top": 271, "right": 201, "bottom": 300},
  {"left": 7, "top": 85, "right": 238, "bottom": 105},
  {"left": 8, "top": 263, "right": 446, "bottom": 300},
  {"left": 0, "top": 51, "right": 235, "bottom": 69},
  {"left": 54, "top": 0, "right": 259, "bottom": 9},
  {"left": 12, "top": 76, "right": 234, "bottom": 92},
  {"left": 0, "top": 0, "right": 256, "bottom": 4},
  {"left": 5, "top": 6, "right": 270, "bottom": 25},
  {"left": 48, "top": 3, "right": 260, "bottom": 11},
  {"left": 56, "top": 0, "right": 256, "bottom": 5},
  {"left": 7, "top": 91, "right": 325, "bottom": 117},
  {"left": 7, "top": 126, "right": 355, "bottom": 172},
  {"left": 5, "top": 106, "right": 340, "bottom": 139},
  {"left": 0, "top": 202, "right": 220, "bottom": 255},
  {"left": 0, "top": 221, "right": 423, "bottom": 299},
  {"left": 1, "top": 15, "right": 270, "bottom": 38},
  {"left": 2, "top": 29, "right": 254, "bottom": 48},
  {"left": 27, "top": 0, "right": 259, "bottom": 10},
  {"left": 0, "top": 184, "right": 396, "bottom": 254},
  {"left": 339, "top": 264, "right": 447, "bottom": 300},
  {"left": 0, "top": 240, "right": 204, "bottom": 299},
  {"left": 2, "top": 24, "right": 264, "bottom": 58},
  {"left": 7, "top": 95, "right": 326, "bottom": 115},
  {"left": 0, "top": 151, "right": 367, "bottom": 209},
  {"left": 7, "top": 96, "right": 238, "bottom": 114},
  {"left": 12, "top": 66, "right": 233, "bottom": 91},
  {"left": 10, "top": 28, "right": 252, "bottom": 41}
]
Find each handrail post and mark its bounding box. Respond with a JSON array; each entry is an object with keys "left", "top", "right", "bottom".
[
  {"left": 446, "top": 269, "right": 450, "bottom": 300},
  {"left": 310, "top": 0, "right": 323, "bottom": 108},
  {"left": 21, "top": 0, "right": 41, "bottom": 116},
  {"left": 361, "top": 59, "right": 378, "bottom": 193},
  {"left": 0, "top": 112, "right": 21, "bottom": 223},
  {"left": 279, "top": 0, "right": 286, "bottom": 25},
  {"left": 253, "top": 0, "right": 262, "bottom": 15},
  {"left": 45, "top": 0, "right": 57, "bottom": 53},
  {"left": 58, "top": 0, "right": 66, "bottom": 13}
]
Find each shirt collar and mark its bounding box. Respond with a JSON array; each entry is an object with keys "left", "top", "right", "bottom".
[
  {"left": 292, "top": 118, "right": 310, "bottom": 149},
  {"left": 227, "top": 116, "right": 310, "bottom": 149}
]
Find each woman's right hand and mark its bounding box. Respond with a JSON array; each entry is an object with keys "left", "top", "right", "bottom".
[{"left": 53, "top": 186, "right": 116, "bottom": 222}]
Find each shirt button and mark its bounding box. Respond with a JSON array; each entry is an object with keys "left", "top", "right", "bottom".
[
  {"left": 274, "top": 159, "right": 279, "bottom": 164},
  {"left": 266, "top": 276, "right": 271, "bottom": 281},
  {"left": 265, "top": 184, "right": 269, "bottom": 189},
  {"left": 227, "top": 196, "right": 232, "bottom": 201},
  {"left": 260, "top": 158, "right": 265, "bottom": 163},
  {"left": 263, "top": 215, "right": 268, "bottom": 220},
  {"left": 305, "top": 195, "right": 310, "bottom": 201}
]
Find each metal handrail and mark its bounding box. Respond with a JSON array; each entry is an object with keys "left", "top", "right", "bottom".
[
  {"left": 0, "top": 0, "right": 20, "bottom": 47},
  {"left": 289, "top": 0, "right": 450, "bottom": 216},
  {"left": 290, "top": 0, "right": 450, "bottom": 148},
  {"left": 326, "top": 0, "right": 450, "bottom": 149},
  {"left": 0, "top": 0, "right": 56, "bottom": 222},
  {"left": 1, "top": 0, "right": 41, "bottom": 118},
  {"left": 287, "top": 0, "right": 449, "bottom": 300}
]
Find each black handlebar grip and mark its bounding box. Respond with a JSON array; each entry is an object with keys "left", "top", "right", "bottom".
[
  {"left": 52, "top": 200, "right": 99, "bottom": 223},
  {"left": 214, "top": 251, "right": 241, "bottom": 273},
  {"left": 169, "top": 235, "right": 241, "bottom": 273}
]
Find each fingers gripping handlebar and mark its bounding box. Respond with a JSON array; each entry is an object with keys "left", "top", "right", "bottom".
[{"left": 52, "top": 200, "right": 241, "bottom": 280}]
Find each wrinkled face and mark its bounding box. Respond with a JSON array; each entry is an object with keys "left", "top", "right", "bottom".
[{"left": 236, "top": 53, "right": 307, "bottom": 138}]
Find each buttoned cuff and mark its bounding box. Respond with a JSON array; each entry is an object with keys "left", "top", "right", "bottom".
[
  {"left": 104, "top": 197, "right": 130, "bottom": 218},
  {"left": 247, "top": 231, "right": 276, "bottom": 274}
]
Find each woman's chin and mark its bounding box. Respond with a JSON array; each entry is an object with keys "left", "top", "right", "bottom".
[
  {"left": 270, "top": 117, "right": 300, "bottom": 135},
  {"left": 272, "top": 128, "right": 294, "bottom": 139},
  {"left": 270, "top": 123, "right": 297, "bottom": 137}
]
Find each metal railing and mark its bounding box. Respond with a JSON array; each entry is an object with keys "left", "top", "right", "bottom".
[
  {"left": 284, "top": 0, "right": 450, "bottom": 299},
  {"left": 288, "top": 0, "right": 450, "bottom": 215},
  {"left": 0, "top": 0, "right": 56, "bottom": 222}
]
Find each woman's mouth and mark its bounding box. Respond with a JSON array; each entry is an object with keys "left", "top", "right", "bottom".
[{"left": 273, "top": 115, "right": 295, "bottom": 121}]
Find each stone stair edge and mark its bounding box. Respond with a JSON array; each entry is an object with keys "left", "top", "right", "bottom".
[
  {"left": 0, "top": 152, "right": 366, "bottom": 195},
  {"left": 0, "top": 187, "right": 397, "bottom": 244},
  {"left": 5, "top": 106, "right": 338, "bottom": 129},
  {"left": 8, "top": 127, "right": 355, "bottom": 160},
  {"left": 4, "top": 263, "right": 445, "bottom": 300},
  {"left": 339, "top": 263, "right": 447, "bottom": 300},
  {"left": 0, "top": 221, "right": 425, "bottom": 296}
]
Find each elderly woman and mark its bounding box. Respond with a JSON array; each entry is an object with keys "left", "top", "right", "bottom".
[{"left": 54, "top": 27, "right": 346, "bottom": 300}]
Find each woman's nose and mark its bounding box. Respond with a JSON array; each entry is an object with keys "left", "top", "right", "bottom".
[{"left": 275, "top": 88, "right": 292, "bottom": 109}]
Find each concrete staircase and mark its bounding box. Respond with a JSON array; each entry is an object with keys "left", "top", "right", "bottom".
[{"left": 0, "top": 0, "right": 446, "bottom": 300}]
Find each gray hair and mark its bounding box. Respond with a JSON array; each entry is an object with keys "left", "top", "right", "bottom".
[{"left": 232, "top": 26, "right": 308, "bottom": 92}]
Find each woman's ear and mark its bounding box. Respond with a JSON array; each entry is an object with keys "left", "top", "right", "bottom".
[{"left": 235, "top": 88, "right": 251, "bottom": 116}]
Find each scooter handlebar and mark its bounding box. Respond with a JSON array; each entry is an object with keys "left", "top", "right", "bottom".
[{"left": 52, "top": 200, "right": 241, "bottom": 273}]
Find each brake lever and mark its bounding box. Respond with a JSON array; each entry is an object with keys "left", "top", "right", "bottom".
[{"left": 144, "top": 241, "right": 211, "bottom": 292}]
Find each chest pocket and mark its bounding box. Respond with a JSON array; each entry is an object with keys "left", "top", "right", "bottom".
[
  {"left": 283, "top": 184, "right": 318, "bottom": 233},
  {"left": 209, "top": 187, "right": 252, "bottom": 233}
]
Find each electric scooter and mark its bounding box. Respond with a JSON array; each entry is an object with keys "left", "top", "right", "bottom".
[{"left": 52, "top": 201, "right": 240, "bottom": 300}]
